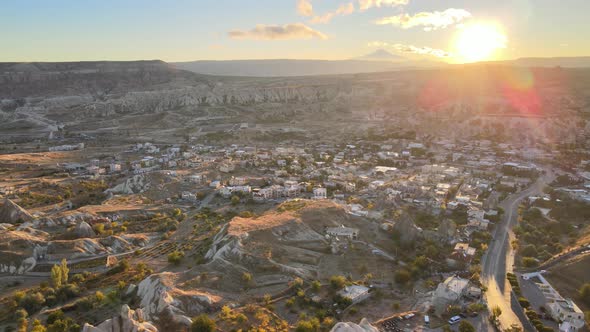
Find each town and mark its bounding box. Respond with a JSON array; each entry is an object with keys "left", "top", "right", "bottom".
[{"left": 1, "top": 127, "right": 589, "bottom": 332}]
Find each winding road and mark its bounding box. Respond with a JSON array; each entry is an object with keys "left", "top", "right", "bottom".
[{"left": 481, "top": 171, "right": 553, "bottom": 331}]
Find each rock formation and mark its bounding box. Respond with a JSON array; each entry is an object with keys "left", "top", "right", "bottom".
[
  {"left": 75, "top": 221, "right": 96, "bottom": 238},
  {"left": 330, "top": 318, "right": 379, "bottom": 332},
  {"left": 81, "top": 304, "right": 158, "bottom": 332},
  {"left": 0, "top": 199, "right": 34, "bottom": 224}
]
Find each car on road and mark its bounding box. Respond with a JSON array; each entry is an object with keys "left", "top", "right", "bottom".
[{"left": 448, "top": 316, "right": 462, "bottom": 325}]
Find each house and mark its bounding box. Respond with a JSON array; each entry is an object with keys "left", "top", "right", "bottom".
[
  {"left": 229, "top": 177, "right": 247, "bottom": 186},
  {"left": 548, "top": 299, "right": 585, "bottom": 331},
  {"left": 181, "top": 191, "right": 197, "bottom": 202},
  {"left": 338, "top": 285, "right": 370, "bottom": 304},
  {"left": 522, "top": 272, "right": 586, "bottom": 331},
  {"left": 326, "top": 226, "right": 359, "bottom": 239},
  {"left": 219, "top": 163, "right": 235, "bottom": 173},
  {"left": 313, "top": 187, "right": 327, "bottom": 200},
  {"left": 189, "top": 174, "right": 206, "bottom": 184},
  {"left": 431, "top": 276, "right": 470, "bottom": 314},
  {"left": 347, "top": 204, "right": 368, "bottom": 217},
  {"left": 449, "top": 243, "right": 476, "bottom": 264},
  {"left": 109, "top": 163, "right": 122, "bottom": 173}
]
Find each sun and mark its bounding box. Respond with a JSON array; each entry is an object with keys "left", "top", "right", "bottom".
[{"left": 453, "top": 22, "right": 507, "bottom": 63}]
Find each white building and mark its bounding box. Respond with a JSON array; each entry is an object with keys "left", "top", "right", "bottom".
[
  {"left": 549, "top": 299, "right": 585, "bottom": 331},
  {"left": 432, "top": 276, "right": 469, "bottom": 314},
  {"left": 313, "top": 187, "right": 327, "bottom": 199},
  {"left": 338, "top": 285, "right": 370, "bottom": 304},
  {"left": 326, "top": 226, "right": 359, "bottom": 239},
  {"left": 109, "top": 163, "right": 122, "bottom": 173}
]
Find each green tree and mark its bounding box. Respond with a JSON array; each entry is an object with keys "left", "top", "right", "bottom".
[
  {"left": 329, "top": 275, "right": 347, "bottom": 290},
  {"left": 295, "top": 317, "right": 321, "bottom": 332},
  {"left": 311, "top": 280, "right": 321, "bottom": 292},
  {"left": 191, "top": 314, "right": 216, "bottom": 332},
  {"left": 31, "top": 319, "right": 47, "bottom": 332},
  {"left": 60, "top": 259, "right": 69, "bottom": 284},
  {"left": 231, "top": 195, "right": 240, "bottom": 206},
  {"left": 167, "top": 251, "right": 184, "bottom": 265},
  {"left": 51, "top": 265, "right": 63, "bottom": 288}
]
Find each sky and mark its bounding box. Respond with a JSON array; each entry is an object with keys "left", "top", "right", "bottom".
[{"left": 1, "top": 0, "right": 589, "bottom": 63}]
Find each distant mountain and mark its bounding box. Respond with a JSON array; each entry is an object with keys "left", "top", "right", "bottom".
[
  {"left": 172, "top": 58, "right": 443, "bottom": 77},
  {"left": 354, "top": 49, "right": 405, "bottom": 61},
  {"left": 488, "top": 57, "right": 590, "bottom": 68}
]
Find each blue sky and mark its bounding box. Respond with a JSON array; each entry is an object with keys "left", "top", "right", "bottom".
[{"left": 1, "top": 0, "right": 588, "bottom": 62}]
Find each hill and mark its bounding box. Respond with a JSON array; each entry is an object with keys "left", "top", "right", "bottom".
[{"left": 172, "top": 59, "right": 432, "bottom": 77}]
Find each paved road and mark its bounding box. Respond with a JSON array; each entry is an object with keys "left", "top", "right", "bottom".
[{"left": 481, "top": 172, "right": 552, "bottom": 332}]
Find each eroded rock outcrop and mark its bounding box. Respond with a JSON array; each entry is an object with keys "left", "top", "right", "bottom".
[
  {"left": 330, "top": 318, "right": 379, "bottom": 332},
  {"left": 75, "top": 221, "right": 96, "bottom": 238},
  {"left": 0, "top": 199, "right": 34, "bottom": 224},
  {"left": 106, "top": 175, "right": 150, "bottom": 195},
  {"left": 81, "top": 304, "right": 158, "bottom": 332}
]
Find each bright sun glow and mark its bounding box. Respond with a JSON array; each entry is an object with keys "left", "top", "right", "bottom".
[{"left": 453, "top": 22, "right": 507, "bottom": 63}]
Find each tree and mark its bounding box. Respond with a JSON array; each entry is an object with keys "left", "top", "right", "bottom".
[
  {"left": 60, "top": 259, "right": 69, "bottom": 284},
  {"left": 51, "top": 259, "right": 69, "bottom": 288},
  {"left": 458, "top": 320, "right": 476, "bottom": 332},
  {"left": 295, "top": 318, "right": 321, "bottom": 332},
  {"left": 167, "top": 251, "right": 184, "bottom": 265},
  {"left": 311, "top": 280, "right": 321, "bottom": 292},
  {"left": 191, "top": 314, "right": 216, "bottom": 332},
  {"left": 231, "top": 195, "right": 240, "bottom": 206},
  {"left": 51, "top": 265, "right": 63, "bottom": 288},
  {"left": 31, "top": 319, "right": 47, "bottom": 332},
  {"left": 329, "top": 275, "right": 347, "bottom": 290}
]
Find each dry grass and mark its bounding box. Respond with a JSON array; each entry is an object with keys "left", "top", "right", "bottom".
[{"left": 546, "top": 252, "right": 590, "bottom": 312}]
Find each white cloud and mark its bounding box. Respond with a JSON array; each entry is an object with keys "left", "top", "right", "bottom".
[
  {"left": 228, "top": 23, "right": 328, "bottom": 40},
  {"left": 311, "top": 2, "right": 355, "bottom": 24},
  {"left": 369, "top": 41, "right": 452, "bottom": 58},
  {"left": 358, "top": 0, "right": 408, "bottom": 11},
  {"left": 375, "top": 8, "right": 471, "bottom": 31},
  {"left": 297, "top": 0, "right": 314, "bottom": 16}
]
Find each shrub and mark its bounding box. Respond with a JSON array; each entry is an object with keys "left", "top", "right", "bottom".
[
  {"left": 458, "top": 320, "right": 476, "bottom": 332},
  {"left": 191, "top": 314, "right": 216, "bottom": 332},
  {"left": 394, "top": 269, "right": 411, "bottom": 284},
  {"left": 518, "top": 297, "right": 530, "bottom": 308},
  {"left": 167, "top": 251, "right": 185, "bottom": 265},
  {"left": 329, "top": 275, "right": 347, "bottom": 290},
  {"left": 522, "top": 257, "right": 538, "bottom": 268}
]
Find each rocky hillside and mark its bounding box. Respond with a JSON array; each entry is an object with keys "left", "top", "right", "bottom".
[{"left": 1, "top": 61, "right": 589, "bottom": 143}]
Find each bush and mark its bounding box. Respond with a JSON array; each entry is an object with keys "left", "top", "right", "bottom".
[
  {"left": 394, "top": 269, "right": 411, "bottom": 284},
  {"left": 458, "top": 320, "right": 476, "bottom": 332},
  {"left": 329, "top": 275, "right": 347, "bottom": 290},
  {"left": 518, "top": 297, "right": 530, "bottom": 308},
  {"left": 522, "top": 257, "right": 538, "bottom": 268},
  {"left": 167, "top": 251, "right": 185, "bottom": 265},
  {"left": 311, "top": 280, "right": 321, "bottom": 292},
  {"left": 47, "top": 317, "right": 80, "bottom": 332},
  {"left": 295, "top": 318, "right": 321, "bottom": 332},
  {"left": 191, "top": 314, "right": 216, "bottom": 332}
]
